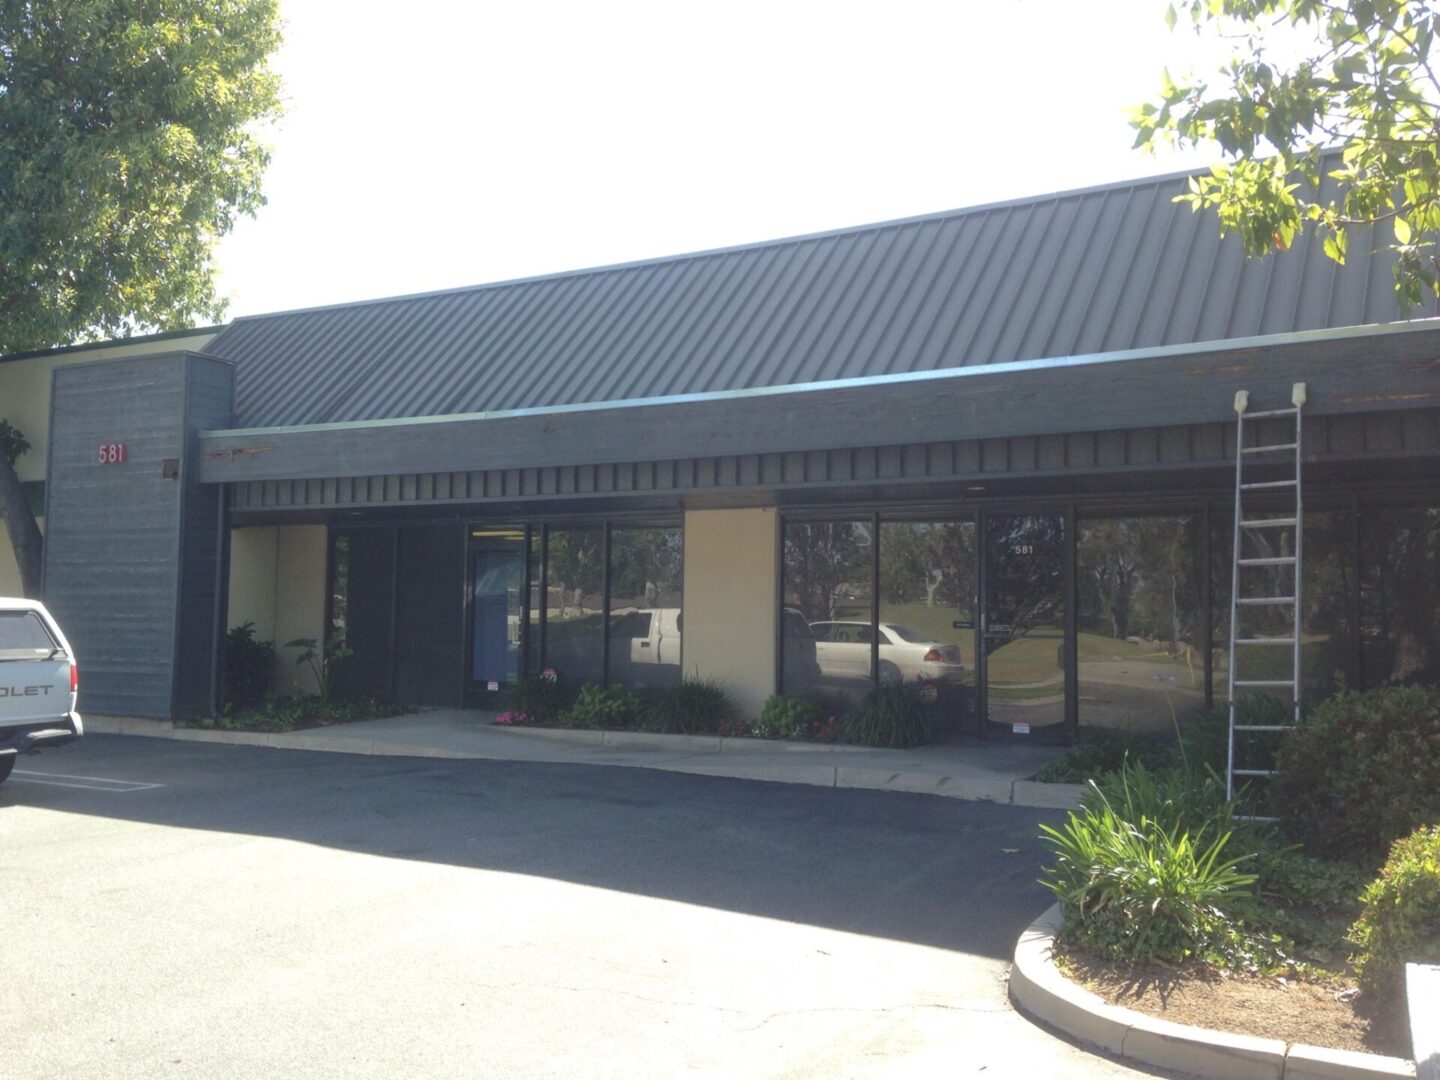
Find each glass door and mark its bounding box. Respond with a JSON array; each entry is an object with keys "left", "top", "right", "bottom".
[
  {"left": 877, "top": 520, "right": 978, "bottom": 738},
  {"left": 468, "top": 529, "right": 526, "bottom": 692},
  {"left": 983, "top": 513, "right": 1069, "bottom": 739}
]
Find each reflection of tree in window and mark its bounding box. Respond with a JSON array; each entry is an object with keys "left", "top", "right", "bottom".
[
  {"left": 330, "top": 533, "right": 350, "bottom": 632},
  {"left": 1364, "top": 507, "right": 1440, "bottom": 685},
  {"left": 784, "top": 522, "right": 872, "bottom": 623},
  {"left": 609, "top": 528, "right": 683, "bottom": 608},
  {"left": 984, "top": 516, "right": 1064, "bottom": 656},
  {"left": 879, "top": 523, "right": 976, "bottom": 610},
  {"left": 546, "top": 530, "right": 603, "bottom": 618},
  {"left": 1078, "top": 518, "right": 1201, "bottom": 653}
]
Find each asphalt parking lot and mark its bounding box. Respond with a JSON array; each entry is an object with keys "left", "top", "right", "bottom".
[{"left": 2, "top": 737, "right": 1170, "bottom": 1079}]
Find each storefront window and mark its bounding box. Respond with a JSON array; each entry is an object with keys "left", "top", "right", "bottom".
[
  {"left": 607, "top": 526, "right": 684, "bottom": 689},
  {"left": 1361, "top": 505, "right": 1440, "bottom": 687},
  {"left": 1077, "top": 515, "right": 1205, "bottom": 737},
  {"left": 782, "top": 520, "right": 873, "bottom": 711},
  {"left": 542, "top": 526, "right": 605, "bottom": 686},
  {"left": 878, "top": 520, "right": 976, "bottom": 734},
  {"left": 526, "top": 528, "right": 542, "bottom": 676}
]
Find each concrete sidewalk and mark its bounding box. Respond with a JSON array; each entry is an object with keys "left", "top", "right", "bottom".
[{"left": 85, "top": 710, "right": 1085, "bottom": 809}]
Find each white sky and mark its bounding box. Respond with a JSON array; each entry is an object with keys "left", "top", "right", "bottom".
[{"left": 213, "top": 0, "right": 1236, "bottom": 319}]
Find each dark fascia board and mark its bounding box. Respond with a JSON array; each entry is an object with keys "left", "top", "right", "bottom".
[{"left": 197, "top": 320, "right": 1440, "bottom": 485}]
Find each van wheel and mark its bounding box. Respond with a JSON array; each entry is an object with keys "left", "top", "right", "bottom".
[{"left": 0, "top": 755, "right": 14, "bottom": 784}]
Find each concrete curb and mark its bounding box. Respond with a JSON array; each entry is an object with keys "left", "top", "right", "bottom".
[
  {"left": 82, "top": 715, "right": 1085, "bottom": 809},
  {"left": 1009, "top": 904, "right": 1417, "bottom": 1080},
  {"left": 487, "top": 723, "right": 876, "bottom": 754}
]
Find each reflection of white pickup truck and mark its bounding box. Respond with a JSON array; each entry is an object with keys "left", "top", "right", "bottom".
[
  {"left": 0, "top": 598, "right": 83, "bottom": 784},
  {"left": 610, "top": 608, "right": 681, "bottom": 670}
]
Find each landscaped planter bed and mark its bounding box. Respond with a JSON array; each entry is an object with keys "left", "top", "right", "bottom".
[{"left": 1055, "top": 945, "right": 1406, "bottom": 1058}]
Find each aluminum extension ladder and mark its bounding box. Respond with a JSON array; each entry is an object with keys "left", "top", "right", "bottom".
[{"left": 1225, "top": 382, "right": 1307, "bottom": 807}]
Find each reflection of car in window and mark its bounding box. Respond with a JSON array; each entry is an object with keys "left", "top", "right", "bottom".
[{"left": 809, "top": 620, "right": 965, "bottom": 687}]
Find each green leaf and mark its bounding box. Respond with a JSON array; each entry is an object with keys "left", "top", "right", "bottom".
[{"left": 1395, "top": 216, "right": 1413, "bottom": 244}]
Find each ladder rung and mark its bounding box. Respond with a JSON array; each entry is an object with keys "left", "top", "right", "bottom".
[
  {"left": 1241, "top": 443, "right": 1297, "bottom": 454},
  {"left": 1238, "top": 556, "right": 1296, "bottom": 566},
  {"left": 1234, "top": 679, "right": 1295, "bottom": 688},
  {"left": 1237, "top": 596, "right": 1295, "bottom": 605},
  {"left": 1241, "top": 479, "right": 1298, "bottom": 490},
  {"left": 1246, "top": 407, "right": 1298, "bottom": 419},
  {"left": 1233, "top": 768, "right": 1278, "bottom": 777},
  {"left": 1235, "top": 724, "right": 1295, "bottom": 732},
  {"left": 1240, "top": 517, "right": 1297, "bottom": 528},
  {"left": 1237, "top": 637, "right": 1295, "bottom": 645}
]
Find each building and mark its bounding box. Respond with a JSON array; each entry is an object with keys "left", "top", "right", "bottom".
[{"left": 2, "top": 165, "right": 1437, "bottom": 741}]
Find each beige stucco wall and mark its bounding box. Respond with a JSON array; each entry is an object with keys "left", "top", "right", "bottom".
[
  {"left": 682, "top": 508, "right": 777, "bottom": 720},
  {"left": 227, "top": 524, "right": 328, "bottom": 697},
  {"left": 0, "top": 331, "right": 217, "bottom": 484}
]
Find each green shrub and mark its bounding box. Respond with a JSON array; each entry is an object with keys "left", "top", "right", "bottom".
[
  {"left": 1041, "top": 776, "right": 1258, "bottom": 963},
  {"left": 1033, "top": 731, "right": 1170, "bottom": 783},
  {"left": 504, "top": 672, "right": 568, "bottom": 724},
  {"left": 217, "top": 695, "right": 402, "bottom": 732},
  {"left": 565, "top": 684, "right": 648, "bottom": 730},
  {"left": 1273, "top": 685, "right": 1440, "bottom": 861},
  {"left": 644, "top": 677, "right": 737, "bottom": 735},
  {"left": 841, "top": 684, "right": 936, "bottom": 749},
  {"left": 755, "top": 694, "right": 823, "bottom": 740},
  {"left": 1347, "top": 824, "right": 1440, "bottom": 1001},
  {"left": 224, "top": 622, "right": 275, "bottom": 710}
]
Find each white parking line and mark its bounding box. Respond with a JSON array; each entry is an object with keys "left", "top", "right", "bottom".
[{"left": 11, "top": 770, "right": 163, "bottom": 792}]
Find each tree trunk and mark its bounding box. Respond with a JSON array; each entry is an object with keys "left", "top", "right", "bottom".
[{"left": 0, "top": 452, "right": 43, "bottom": 597}]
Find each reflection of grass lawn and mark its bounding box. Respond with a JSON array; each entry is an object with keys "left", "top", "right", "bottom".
[{"left": 819, "top": 603, "right": 1201, "bottom": 683}]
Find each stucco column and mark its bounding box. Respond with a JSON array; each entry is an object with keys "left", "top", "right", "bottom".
[{"left": 682, "top": 508, "right": 777, "bottom": 721}]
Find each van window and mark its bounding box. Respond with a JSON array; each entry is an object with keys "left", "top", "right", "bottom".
[
  {"left": 0, "top": 611, "right": 56, "bottom": 651},
  {"left": 609, "top": 611, "right": 653, "bottom": 639}
]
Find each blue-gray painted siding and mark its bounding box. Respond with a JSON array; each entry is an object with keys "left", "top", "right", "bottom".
[
  {"left": 43, "top": 352, "right": 234, "bottom": 718},
  {"left": 172, "top": 357, "right": 236, "bottom": 715}
]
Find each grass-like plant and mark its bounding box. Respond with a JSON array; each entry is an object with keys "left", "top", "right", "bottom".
[
  {"left": 841, "top": 683, "right": 936, "bottom": 749},
  {"left": 644, "top": 676, "right": 736, "bottom": 735},
  {"left": 1041, "top": 767, "right": 1258, "bottom": 964},
  {"left": 503, "top": 671, "right": 568, "bottom": 724},
  {"left": 1081, "top": 758, "right": 1235, "bottom": 845}
]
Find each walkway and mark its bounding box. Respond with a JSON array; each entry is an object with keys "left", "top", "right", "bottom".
[{"left": 86, "top": 710, "right": 1083, "bottom": 810}]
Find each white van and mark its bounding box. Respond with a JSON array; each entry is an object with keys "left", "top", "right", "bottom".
[{"left": 0, "top": 598, "right": 83, "bottom": 784}]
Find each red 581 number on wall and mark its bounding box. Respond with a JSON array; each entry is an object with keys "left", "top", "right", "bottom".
[{"left": 98, "top": 442, "right": 127, "bottom": 465}]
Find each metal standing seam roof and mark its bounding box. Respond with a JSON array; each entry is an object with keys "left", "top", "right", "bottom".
[{"left": 208, "top": 167, "right": 1439, "bottom": 429}]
